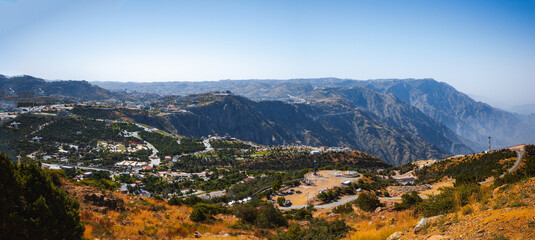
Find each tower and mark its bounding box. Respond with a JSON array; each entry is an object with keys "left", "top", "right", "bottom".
[
  {"left": 313, "top": 160, "right": 317, "bottom": 175},
  {"left": 488, "top": 136, "right": 491, "bottom": 152}
]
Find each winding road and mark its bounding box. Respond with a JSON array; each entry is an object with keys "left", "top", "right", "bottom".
[{"left": 279, "top": 149, "right": 527, "bottom": 210}]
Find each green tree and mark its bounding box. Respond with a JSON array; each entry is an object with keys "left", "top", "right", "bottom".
[
  {"left": 277, "top": 196, "right": 286, "bottom": 206},
  {"left": 394, "top": 191, "right": 422, "bottom": 210},
  {"left": 0, "top": 152, "right": 84, "bottom": 239},
  {"left": 255, "top": 206, "right": 288, "bottom": 229},
  {"left": 189, "top": 203, "right": 221, "bottom": 222},
  {"left": 355, "top": 192, "right": 381, "bottom": 212}
]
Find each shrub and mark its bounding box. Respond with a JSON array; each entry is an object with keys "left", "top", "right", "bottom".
[
  {"left": 355, "top": 192, "right": 381, "bottom": 212},
  {"left": 417, "top": 183, "right": 481, "bottom": 217},
  {"left": 394, "top": 191, "right": 422, "bottom": 210},
  {"left": 277, "top": 197, "right": 286, "bottom": 206},
  {"left": 255, "top": 206, "right": 288, "bottom": 229},
  {"left": 332, "top": 203, "right": 353, "bottom": 214},
  {"left": 461, "top": 205, "right": 473, "bottom": 215},
  {"left": 189, "top": 203, "right": 226, "bottom": 222},
  {"left": 234, "top": 204, "right": 258, "bottom": 224},
  {"left": 270, "top": 218, "right": 349, "bottom": 240}
]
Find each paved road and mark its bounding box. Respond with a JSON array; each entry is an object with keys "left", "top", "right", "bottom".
[
  {"left": 479, "top": 149, "right": 525, "bottom": 184},
  {"left": 278, "top": 194, "right": 431, "bottom": 210},
  {"left": 503, "top": 150, "right": 525, "bottom": 176},
  {"left": 42, "top": 163, "right": 117, "bottom": 173}
]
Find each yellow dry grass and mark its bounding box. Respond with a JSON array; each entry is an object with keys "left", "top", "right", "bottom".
[
  {"left": 76, "top": 188, "right": 254, "bottom": 239},
  {"left": 345, "top": 211, "right": 418, "bottom": 240}
]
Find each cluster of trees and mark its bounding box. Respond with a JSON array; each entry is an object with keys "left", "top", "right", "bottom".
[
  {"left": 0, "top": 153, "right": 84, "bottom": 239},
  {"left": 317, "top": 187, "right": 342, "bottom": 203},
  {"left": 416, "top": 182, "right": 481, "bottom": 217},
  {"left": 240, "top": 151, "right": 390, "bottom": 171},
  {"left": 172, "top": 154, "right": 237, "bottom": 173},
  {"left": 283, "top": 205, "right": 315, "bottom": 220},
  {"left": 71, "top": 106, "right": 122, "bottom": 120},
  {"left": 494, "top": 145, "right": 535, "bottom": 186},
  {"left": 271, "top": 218, "right": 350, "bottom": 240},
  {"left": 394, "top": 191, "right": 423, "bottom": 210},
  {"left": 354, "top": 192, "right": 382, "bottom": 212},
  {"left": 332, "top": 203, "right": 354, "bottom": 214},
  {"left": 196, "top": 170, "right": 247, "bottom": 191},
  {"left": 189, "top": 203, "right": 228, "bottom": 222},
  {"left": 39, "top": 118, "right": 129, "bottom": 145},
  {"left": 228, "top": 170, "right": 307, "bottom": 201},
  {"left": 139, "top": 131, "right": 204, "bottom": 157},
  {"left": 210, "top": 140, "right": 253, "bottom": 149},
  {"left": 416, "top": 149, "right": 517, "bottom": 184},
  {"left": 234, "top": 204, "right": 288, "bottom": 229},
  {"left": 79, "top": 170, "right": 119, "bottom": 191}
]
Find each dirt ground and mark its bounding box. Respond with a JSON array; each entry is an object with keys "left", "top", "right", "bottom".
[{"left": 281, "top": 170, "right": 361, "bottom": 206}]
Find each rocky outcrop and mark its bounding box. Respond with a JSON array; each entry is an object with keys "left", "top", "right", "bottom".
[
  {"left": 388, "top": 184, "right": 432, "bottom": 197},
  {"left": 84, "top": 193, "right": 125, "bottom": 212}
]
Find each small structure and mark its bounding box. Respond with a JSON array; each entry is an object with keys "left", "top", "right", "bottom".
[{"left": 338, "top": 170, "right": 360, "bottom": 178}]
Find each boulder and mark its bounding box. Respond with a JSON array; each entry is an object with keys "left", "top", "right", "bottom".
[
  {"left": 374, "top": 207, "right": 382, "bottom": 213},
  {"left": 414, "top": 217, "right": 429, "bottom": 233},
  {"left": 386, "top": 231, "right": 402, "bottom": 240}
]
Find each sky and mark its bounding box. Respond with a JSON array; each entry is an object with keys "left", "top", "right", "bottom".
[{"left": 1, "top": 0, "right": 534, "bottom": 107}]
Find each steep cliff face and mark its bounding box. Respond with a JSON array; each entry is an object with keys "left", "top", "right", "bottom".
[
  {"left": 299, "top": 87, "right": 473, "bottom": 156},
  {"left": 355, "top": 79, "right": 535, "bottom": 150},
  {"left": 147, "top": 95, "right": 446, "bottom": 165},
  {"left": 94, "top": 78, "right": 534, "bottom": 151}
]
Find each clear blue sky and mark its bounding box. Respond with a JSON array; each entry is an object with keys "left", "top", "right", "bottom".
[{"left": 1, "top": 0, "right": 534, "bottom": 106}]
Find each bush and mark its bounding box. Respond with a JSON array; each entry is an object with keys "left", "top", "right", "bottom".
[
  {"left": 332, "top": 203, "right": 353, "bottom": 214},
  {"left": 284, "top": 206, "right": 314, "bottom": 220},
  {"left": 255, "top": 206, "right": 288, "bottom": 229},
  {"left": 234, "top": 204, "right": 287, "bottom": 229},
  {"left": 394, "top": 191, "right": 422, "bottom": 210},
  {"left": 189, "top": 203, "right": 226, "bottom": 222},
  {"left": 354, "top": 192, "right": 381, "bottom": 212},
  {"left": 270, "top": 218, "right": 349, "bottom": 240},
  {"left": 168, "top": 196, "right": 182, "bottom": 206},
  {"left": 234, "top": 204, "right": 258, "bottom": 224},
  {"left": 461, "top": 205, "right": 473, "bottom": 215},
  {"left": 277, "top": 197, "right": 286, "bottom": 206},
  {"left": 417, "top": 183, "right": 481, "bottom": 217}
]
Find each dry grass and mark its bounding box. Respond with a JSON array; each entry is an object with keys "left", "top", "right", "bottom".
[
  {"left": 345, "top": 211, "right": 418, "bottom": 240},
  {"left": 73, "top": 184, "right": 254, "bottom": 239}
]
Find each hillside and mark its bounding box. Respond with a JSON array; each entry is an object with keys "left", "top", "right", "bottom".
[
  {"left": 93, "top": 78, "right": 535, "bottom": 151},
  {"left": 299, "top": 87, "right": 473, "bottom": 156},
  {"left": 0, "top": 75, "right": 135, "bottom": 101},
  {"left": 397, "top": 177, "right": 535, "bottom": 240},
  {"left": 87, "top": 94, "right": 447, "bottom": 165},
  {"left": 351, "top": 79, "right": 535, "bottom": 151}
]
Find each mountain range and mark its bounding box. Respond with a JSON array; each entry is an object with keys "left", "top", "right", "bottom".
[
  {"left": 2, "top": 75, "right": 534, "bottom": 165},
  {"left": 94, "top": 78, "right": 535, "bottom": 151}
]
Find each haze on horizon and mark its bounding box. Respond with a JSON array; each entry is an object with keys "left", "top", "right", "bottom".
[{"left": 0, "top": 0, "right": 534, "bottom": 107}]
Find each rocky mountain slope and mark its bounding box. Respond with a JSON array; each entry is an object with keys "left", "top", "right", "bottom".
[
  {"left": 298, "top": 87, "right": 473, "bottom": 156},
  {"left": 94, "top": 78, "right": 535, "bottom": 151},
  {"left": 0, "top": 75, "right": 134, "bottom": 101},
  {"left": 117, "top": 93, "right": 447, "bottom": 165}
]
